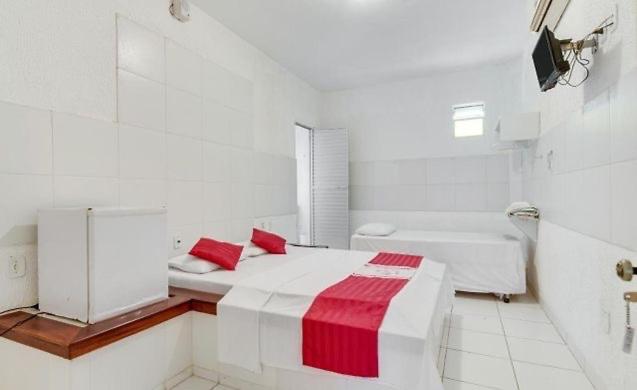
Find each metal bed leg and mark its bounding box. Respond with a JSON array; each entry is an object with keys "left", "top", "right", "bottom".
[{"left": 493, "top": 293, "right": 511, "bottom": 303}]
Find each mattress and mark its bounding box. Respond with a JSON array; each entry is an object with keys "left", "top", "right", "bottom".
[
  {"left": 168, "top": 245, "right": 316, "bottom": 295},
  {"left": 351, "top": 230, "right": 526, "bottom": 294}
]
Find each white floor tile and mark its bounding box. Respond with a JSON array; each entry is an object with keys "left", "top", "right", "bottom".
[
  {"left": 443, "top": 378, "right": 501, "bottom": 390},
  {"left": 453, "top": 296, "right": 500, "bottom": 317},
  {"left": 502, "top": 318, "right": 563, "bottom": 343},
  {"left": 507, "top": 338, "right": 581, "bottom": 371},
  {"left": 172, "top": 376, "right": 216, "bottom": 390},
  {"left": 514, "top": 361, "right": 594, "bottom": 390},
  {"left": 498, "top": 304, "right": 550, "bottom": 323},
  {"left": 444, "top": 349, "right": 517, "bottom": 390},
  {"left": 451, "top": 313, "right": 504, "bottom": 335},
  {"left": 447, "top": 328, "right": 509, "bottom": 358},
  {"left": 213, "top": 386, "right": 236, "bottom": 390}
]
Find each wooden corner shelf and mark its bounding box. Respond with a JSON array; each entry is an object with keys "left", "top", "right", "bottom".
[{"left": 0, "top": 287, "right": 223, "bottom": 360}]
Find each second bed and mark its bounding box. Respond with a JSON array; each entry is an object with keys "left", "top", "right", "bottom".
[{"left": 351, "top": 230, "right": 526, "bottom": 298}]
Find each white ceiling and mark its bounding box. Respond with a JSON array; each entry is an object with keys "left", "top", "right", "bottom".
[{"left": 191, "top": 0, "right": 528, "bottom": 91}]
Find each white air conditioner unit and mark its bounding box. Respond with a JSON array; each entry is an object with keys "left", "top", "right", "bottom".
[{"left": 493, "top": 112, "right": 540, "bottom": 150}]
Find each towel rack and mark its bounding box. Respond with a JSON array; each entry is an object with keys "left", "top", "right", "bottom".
[{"left": 507, "top": 206, "right": 540, "bottom": 220}]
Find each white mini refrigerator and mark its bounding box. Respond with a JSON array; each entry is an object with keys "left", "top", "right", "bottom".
[{"left": 38, "top": 207, "right": 168, "bottom": 323}]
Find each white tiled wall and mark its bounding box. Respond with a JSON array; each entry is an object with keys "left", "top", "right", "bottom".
[
  {"left": 0, "top": 2, "right": 320, "bottom": 312},
  {"left": 321, "top": 58, "right": 523, "bottom": 161},
  {"left": 521, "top": 69, "right": 637, "bottom": 252},
  {"left": 114, "top": 16, "right": 300, "bottom": 252},
  {"left": 350, "top": 154, "right": 511, "bottom": 213},
  {"left": 518, "top": 0, "right": 637, "bottom": 386},
  {"left": 0, "top": 313, "right": 193, "bottom": 390},
  {"left": 520, "top": 70, "right": 637, "bottom": 390}
]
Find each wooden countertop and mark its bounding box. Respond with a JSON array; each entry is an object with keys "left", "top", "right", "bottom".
[{"left": 0, "top": 287, "right": 223, "bottom": 360}]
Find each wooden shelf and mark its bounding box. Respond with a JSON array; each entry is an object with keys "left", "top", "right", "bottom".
[{"left": 0, "top": 287, "right": 223, "bottom": 360}]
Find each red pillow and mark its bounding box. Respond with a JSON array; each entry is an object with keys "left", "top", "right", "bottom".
[
  {"left": 189, "top": 238, "right": 244, "bottom": 270},
  {"left": 251, "top": 228, "right": 287, "bottom": 254}
]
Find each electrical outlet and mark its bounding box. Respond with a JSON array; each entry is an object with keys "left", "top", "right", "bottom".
[
  {"left": 173, "top": 236, "right": 183, "bottom": 250},
  {"left": 7, "top": 255, "right": 26, "bottom": 279}
]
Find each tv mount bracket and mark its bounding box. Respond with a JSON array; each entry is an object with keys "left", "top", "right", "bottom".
[
  {"left": 559, "top": 23, "right": 613, "bottom": 55},
  {"left": 560, "top": 38, "right": 598, "bottom": 55}
]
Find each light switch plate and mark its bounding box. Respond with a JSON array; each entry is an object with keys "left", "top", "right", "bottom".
[{"left": 8, "top": 255, "right": 26, "bottom": 279}]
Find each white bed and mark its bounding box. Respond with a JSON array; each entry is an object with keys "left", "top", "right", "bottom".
[
  {"left": 169, "top": 245, "right": 317, "bottom": 295},
  {"left": 169, "top": 246, "right": 454, "bottom": 390},
  {"left": 351, "top": 230, "right": 526, "bottom": 297}
]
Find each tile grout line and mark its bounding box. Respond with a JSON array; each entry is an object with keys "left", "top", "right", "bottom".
[
  {"left": 50, "top": 110, "right": 56, "bottom": 207},
  {"left": 440, "top": 304, "right": 454, "bottom": 379},
  {"left": 509, "top": 357, "right": 583, "bottom": 373},
  {"left": 445, "top": 346, "right": 508, "bottom": 360},
  {"left": 496, "top": 299, "right": 521, "bottom": 390},
  {"left": 443, "top": 377, "right": 503, "bottom": 390}
]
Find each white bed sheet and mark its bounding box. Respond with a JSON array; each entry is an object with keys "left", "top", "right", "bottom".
[
  {"left": 168, "top": 246, "right": 316, "bottom": 295},
  {"left": 351, "top": 230, "right": 526, "bottom": 295},
  {"left": 217, "top": 248, "right": 454, "bottom": 390}
]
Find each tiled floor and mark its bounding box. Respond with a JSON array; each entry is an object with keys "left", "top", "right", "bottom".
[
  {"left": 170, "top": 376, "right": 227, "bottom": 390},
  {"left": 171, "top": 292, "right": 595, "bottom": 390},
  {"left": 440, "top": 292, "right": 595, "bottom": 390}
]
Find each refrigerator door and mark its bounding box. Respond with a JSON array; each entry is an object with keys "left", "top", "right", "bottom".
[{"left": 87, "top": 208, "right": 168, "bottom": 323}]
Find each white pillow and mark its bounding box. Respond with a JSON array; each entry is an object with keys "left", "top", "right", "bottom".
[
  {"left": 355, "top": 223, "right": 397, "bottom": 237},
  {"left": 237, "top": 241, "right": 268, "bottom": 258},
  {"left": 169, "top": 254, "right": 220, "bottom": 274},
  {"left": 170, "top": 242, "right": 267, "bottom": 274}
]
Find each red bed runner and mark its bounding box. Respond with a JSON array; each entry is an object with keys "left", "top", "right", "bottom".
[
  {"left": 369, "top": 252, "right": 423, "bottom": 268},
  {"left": 302, "top": 252, "right": 423, "bottom": 377}
]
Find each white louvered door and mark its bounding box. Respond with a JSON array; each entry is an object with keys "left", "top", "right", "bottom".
[{"left": 311, "top": 128, "right": 349, "bottom": 249}]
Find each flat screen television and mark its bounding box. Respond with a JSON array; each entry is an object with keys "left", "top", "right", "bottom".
[{"left": 532, "top": 26, "right": 570, "bottom": 91}]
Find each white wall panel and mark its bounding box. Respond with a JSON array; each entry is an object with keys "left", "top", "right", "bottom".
[
  {"left": 52, "top": 113, "right": 118, "bottom": 178},
  {"left": 349, "top": 154, "right": 511, "bottom": 213},
  {"left": 0, "top": 1, "right": 319, "bottom": 314},
  {"left": 518, "top": 1, "right": 637, "bottom": 387},
  {"left": 117, "top": 70, "right": 167, "bottom": 131},
  {"left": 117, "top": 17, "right": 165, "bottom": 83},
  {"left": 0, "top": 102, "right": 52, "bottom": 175},
  {"left": 119, "top": 124, "right": 166, "bottom": 180},
  {"left": 54, "top": 177, "right": 119, "bottom": 209},
  {"left": 166, "top": 87, "right": 203, "bottom": 139},
  {"left": 0, "top": 313, "right": 193, "bottom": 390},
  {"left": 166, "top": 40, "right": 203, "bottom": 96}
]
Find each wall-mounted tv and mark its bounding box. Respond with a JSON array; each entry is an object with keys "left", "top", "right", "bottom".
[{"left": 532, "top": 26, "right": 570, "bottom": 91}]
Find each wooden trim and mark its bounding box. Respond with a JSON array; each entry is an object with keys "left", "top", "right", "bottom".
[
  {"left": 530, "top": 0, "right": 571, "bottom": 32},
  {"left": 0, "top": 288, "right": 223, "bottom": 360},
  {"left": 530, "top": 0, "right": 553, "bottom": 32},
  {"left": 169, "top": 286, "right": 223, "bottom": 315}
]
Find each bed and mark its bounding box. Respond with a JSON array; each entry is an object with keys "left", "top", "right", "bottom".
[
  {"left": 169, "top": 246, "right": 454, "bottom": 390},
  {"left": 351, "top": 230, "right": 526, "bottom": 299},
  {"left": 169, "top": 245, "right": 317, "bottom": 295}
]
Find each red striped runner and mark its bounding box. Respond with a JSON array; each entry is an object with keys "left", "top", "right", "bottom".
[
  {"left": 302, "top": 252, "right": 423, "bottom": 377},
  {"left": 369, "top": 252, "right": 423, "bottom": 268}
]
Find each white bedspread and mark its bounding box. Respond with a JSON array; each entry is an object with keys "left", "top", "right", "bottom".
[
  {"left": 168, "top": 246, "right": 316, "bottom": 295},
  {"left": 217, "top": 248, "right": 454, "bottom": 390},
  {"left": 351, "top": 230, "right": 526, "bottom": 295}
]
